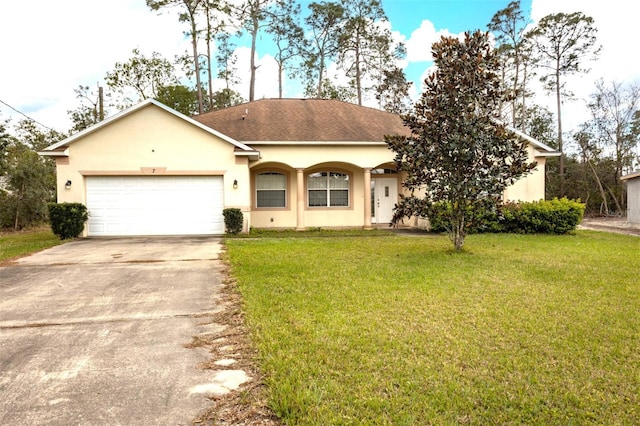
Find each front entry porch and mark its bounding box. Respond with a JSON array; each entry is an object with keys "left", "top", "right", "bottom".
[{"left": 249, "top": 164, "right": 399, "bottom": 230}]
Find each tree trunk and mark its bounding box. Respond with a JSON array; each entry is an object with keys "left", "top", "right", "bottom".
[
  {"left": 205, "top": 7, "right": 214, "bottom": 110},
  {"left": 317, "top": 55, "right": 325, "bottom": 98},
  {"left": 249, "top": 1, "right": 259, "bottom": 102},
  {"left": 586, "top": 159, "right": 609, "bottom": 215},
  {"left": 355, "top": 51, "right": 362, "bottom": 105},
  {"left": 190, "top": 17, "right": 203, "bottom": 114},
  {"left": 520, "top": 63, "right": 527, "bottom": 131},
  {"left": 450, "top": 204, "right": 466, "bottom": 252},
  {"left": 555, "top": 66, "right": 564, "bottom": 197},
  {"left": 354, "top": 33, "right": 362, "bottom": 106},
  {"left": 278, "top": 61, "right": 284, "bottom": 98},
  {"left": 14, "top": 182, "right": 25, "bottom": 230},
  {"left": 606, "top": 185, "right": 623, "bottom": 214}
]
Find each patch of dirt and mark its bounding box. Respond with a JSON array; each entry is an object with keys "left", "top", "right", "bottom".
[{"left": 190, "top": 267, "right": 281, "bottom": 426}]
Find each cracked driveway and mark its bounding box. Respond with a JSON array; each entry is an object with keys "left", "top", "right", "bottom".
[{"left": 0, "top": 237, "right": 224, "bottom": 425}]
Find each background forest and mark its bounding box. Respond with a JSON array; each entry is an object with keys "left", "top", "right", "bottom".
[{"left": 1, "top": 0, "right": 639, "bottom": 229}]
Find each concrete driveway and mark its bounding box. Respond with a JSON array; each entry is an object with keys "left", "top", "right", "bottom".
[{"left": 0, "top": 237, "right": 226, "bottom": 425}]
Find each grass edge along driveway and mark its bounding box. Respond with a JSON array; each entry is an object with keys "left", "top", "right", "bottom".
[
  {"left": 0, "top": 229, "right": 61, "bottom": 263},
  {"left": 225, "top": 231, "right": 640, "bottom": 425}
]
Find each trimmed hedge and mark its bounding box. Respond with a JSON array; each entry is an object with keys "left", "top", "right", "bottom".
[
  {"left": 223, "top": 208, "right": 243, "bottom": 234},
  {"left": 427, "top": 198, "right": 584, "bottom": 235},
  {"left": 48, "top": 203, "right": 89, "bottom": 240},
  {"left": 501, "top": 198, "right": 585, "bottom": 234}
]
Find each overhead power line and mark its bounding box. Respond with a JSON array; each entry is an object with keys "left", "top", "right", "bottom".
[{"left": 0, "top": 98, "right": 54, "bottom": 131}]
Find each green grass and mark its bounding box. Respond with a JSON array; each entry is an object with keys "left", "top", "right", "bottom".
[
  {"left": 233, "top": 228, "right": 396, "bottom": 238},
  {"left": 0, "top": 228, "right": 61, "bottom": 262},
  {"left": 225, "top": 231, "right": 640, "bottom": 425}
]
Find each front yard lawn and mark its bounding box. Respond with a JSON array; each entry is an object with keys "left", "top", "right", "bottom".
[
  {"left": 0, "top": 228, "right": 61, "bottom": 262},
  {"left": 225, "top": 231, "right": 640, "bottom": 424}
]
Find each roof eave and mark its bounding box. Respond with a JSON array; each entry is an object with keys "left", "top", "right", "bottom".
[
  {"left": 621, "top": 170, "right": 640, "bottom": 181},
  {"left": 243, "top": 140, "right": 389, "bottom": 146},
  {"left": 491, "top": 118, "right": 558, "bottom": 154},
  {"left": 38, "top": 148, "right": 69, "bottom": 157},
  {"left": 534, "top": 151, "right": 561, "bottom": 158},
  {"left": 234, "top": 150, "right": 261, "bottom": 159}
]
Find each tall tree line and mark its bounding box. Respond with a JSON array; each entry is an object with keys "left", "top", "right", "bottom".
[
  {"left": 487, "top": 1, "right": 640, "bottom": 215},
  {"left": 141, "top": 0, "right": 407, "bottom": 112}
]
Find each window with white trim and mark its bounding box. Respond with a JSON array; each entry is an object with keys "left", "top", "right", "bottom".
[
  {"left": 256, "top": 172, "right": 286, "bottom": 208},
  {"left": 308, "top": 171, "right": 349, "bottom": 207}
]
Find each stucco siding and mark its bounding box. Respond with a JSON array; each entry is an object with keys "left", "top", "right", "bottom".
[
  {"left": 47, "top": 99, "right": 555, "bottom": 233},
  {"left": 251, "top": 144, "right": 395, "bottom": 169},
  {"left": 54, "top": 104, "right": 251, "bottom": 234},
  {"left": 627, "top": 178, "right": 640, "bottom": 224},
  {"left": 503, "top": 156, "right": 546, "bottom": 202}
]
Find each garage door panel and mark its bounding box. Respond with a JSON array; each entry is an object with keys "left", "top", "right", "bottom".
[{"left": 86, "top": 176, "right": 224, "bottom": 236}]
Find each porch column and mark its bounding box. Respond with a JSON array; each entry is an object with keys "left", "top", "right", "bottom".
[
  {"left": 296, "top": 168, "right": 305, "bottom": 231},
  {"left": 363, "top": 168, "right": 372, "bottom": 230}
]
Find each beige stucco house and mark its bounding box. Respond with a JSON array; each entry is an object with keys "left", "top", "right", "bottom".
[{"left": 40, "top": 98, "right": 559, "bottom": 236}]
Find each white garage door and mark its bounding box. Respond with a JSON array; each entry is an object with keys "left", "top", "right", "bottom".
[{"left": 86, "top": 176, "right": 224, "bottom": 236}]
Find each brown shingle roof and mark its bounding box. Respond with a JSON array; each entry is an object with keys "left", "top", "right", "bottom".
[{"left": 192, "top": 98, "right": 409, "bottom": 142}]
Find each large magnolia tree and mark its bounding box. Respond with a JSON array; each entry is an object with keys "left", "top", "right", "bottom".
[{"left": 385, "top": 31, "right": 536, "bottom": 251}]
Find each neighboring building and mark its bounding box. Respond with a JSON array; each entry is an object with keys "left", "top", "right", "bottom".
[
  {"left": 621, "top": 171, "right": 640, "bottom": 224},
  {"left": 39, "top": 98, "right": 559, "bottom": 236}
]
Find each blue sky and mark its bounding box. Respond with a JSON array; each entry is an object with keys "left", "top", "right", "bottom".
[
  {"left": 384, "top": 0, "right": 533, "bottom": 93},
  {"left": 0, "top": 0, "right": 634, "bottom": 137},
  {"left": 384, "top": 0, "right": 531, "bottom": 33}
]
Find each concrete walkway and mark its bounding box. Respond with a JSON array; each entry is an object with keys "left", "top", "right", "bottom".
[
  {"left": 578, "top": 217, "right": 640, "bottom": 236},
  {"left": 0, "top": 237, "right": 242, "bottom": 425}
]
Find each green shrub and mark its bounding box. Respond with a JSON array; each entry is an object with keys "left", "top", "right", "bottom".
[
  {"left": 427, "top": 198, "right": 584, "bottom": 235},
  {"left": 47, "top": 203, "right": 89, "bottom": 240},
  {"left": 427, "top": 201, "right": 501, "bottom": 234},
  {"left": 223, "top": 208, "right": 243, "bottom": 234},
  {"left": 501, "top": 198, "right": 584, "bottom": 234}
]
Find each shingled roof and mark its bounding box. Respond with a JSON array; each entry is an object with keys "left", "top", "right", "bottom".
[{"left": 192, "top": 98, "right": 410, "bottom": 143}]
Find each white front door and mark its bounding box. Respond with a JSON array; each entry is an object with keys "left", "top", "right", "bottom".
[{"left": 372, "top": 178, "right": 398, "bottom": 224}]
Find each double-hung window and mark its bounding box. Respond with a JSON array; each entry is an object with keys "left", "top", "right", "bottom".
[
  {"left": 256, "top": 172, "right": 286, "bottom": 208},
  {"left": 308, "top": 171, "right": 349, "bottom": 207}
]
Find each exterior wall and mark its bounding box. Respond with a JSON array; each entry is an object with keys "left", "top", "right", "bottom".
[
  {"left": 54, "top": 105, "right": 552, "bottom": 233},
  {"left": 627, "top": 178, "right": 640, "bottom": 224},
  {"left": 249, "top": 160, "right": 374, "bottom": 229},
  {"left": 248, "top": 145, "right": 395, "bottom": 229},
  {"left": 249, "top": 165, "right": 298, "bottom": 228},
  {"left": 503, "top": 152, "right": 547, "bottom": 202},
  {"left": 55, "top": 104, "right": 251, "bottom": 234},
  {"left": 246, "top": 143, "right": 549, "bottom": 229},
  {"left": 251, "top": 144, "right": 395, "bottom": 169}
]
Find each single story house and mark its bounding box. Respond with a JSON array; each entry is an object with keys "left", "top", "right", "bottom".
[
  {"left": 40, "top": 98, "right": 559, "bottom": 236},
  {"left": 621, "top": 170, "right": 640, "bottom": 224}
]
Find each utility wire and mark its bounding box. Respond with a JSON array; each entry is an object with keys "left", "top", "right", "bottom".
[{"left": 0, "top": 98, "right": 54, "bottom": 131}]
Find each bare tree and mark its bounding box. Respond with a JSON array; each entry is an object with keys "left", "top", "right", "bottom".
[{"left": 588, "top": 79, "right": 640, "bottom": 180}]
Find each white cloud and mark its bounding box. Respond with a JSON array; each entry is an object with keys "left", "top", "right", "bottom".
[
  {"left": 231, "top": 47, "right": 281, "bottom": 100},
  {"left": 0, "top": 0, "right": 187, "bottom": 131},
  {"left": 404, "top": 20, "right": 457, "bottom": 63},
  {"left": 3, "top": 0, "right": 635, "bottom": 138}
]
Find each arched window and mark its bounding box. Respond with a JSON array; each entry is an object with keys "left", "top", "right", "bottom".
[
  {"left": 256, "top": 172, "right": 286, "bottom": 208},
  {"left": 308, "top": 171, "right": 349, "bottom": 207}
]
